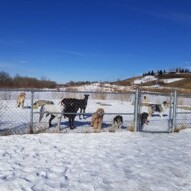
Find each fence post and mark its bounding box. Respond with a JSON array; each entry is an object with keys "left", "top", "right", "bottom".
[
  {"left": 30, "top": 90, "right": 34, "bottom": 134},
  {"left": 168, "top": 92, "right": 173, "bottom": 131},
  {"left": 172, "top": 89, "right": 177, "bottom": 133},
  {"left": 134, "top": 88, "right": 140, "bottom": 132}
]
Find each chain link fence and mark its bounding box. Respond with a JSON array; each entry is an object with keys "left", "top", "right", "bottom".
[
  {"left": 0, "top": 89, "right": 191, "bottom": 135},
  {"left": 139, "top": 91, "right": 172, "bottom": 132},
  {"left": 176, "top": 92, "right": 191, "bottom": 132}
]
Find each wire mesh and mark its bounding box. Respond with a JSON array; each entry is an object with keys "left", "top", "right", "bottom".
[
  {"left": 32, "top": 90, "right": 135, "bottom": 133},
  {"left": 176, "top": 93, "right": 191, "bottom": 131},
  {"left": 0, "top": 90, "right": 31, "bottom": 135},
  {"left": 0, "top": 89, "right": 190, "bottom": 135},
  {"left": 139, "top": 92, "right": 172, "bottom": 132}
]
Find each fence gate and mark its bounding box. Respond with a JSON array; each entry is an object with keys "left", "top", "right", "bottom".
[
  {"left": 175, "top": 91, "right": 191, "bottom": 132},
  {"left": 137, "top": 91, "right": 173, "bottom": 133}
]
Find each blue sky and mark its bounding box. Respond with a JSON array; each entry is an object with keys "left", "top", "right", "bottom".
[{"left": 0, "top": 0, "right": 191, "bottom": 83}]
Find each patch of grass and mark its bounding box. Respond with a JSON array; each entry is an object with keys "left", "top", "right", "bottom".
[
  {"left": 174, "top": 124, "right": 189, "bottom": 133},
  {"left": 93, "top": 129, "right": 102, "bottom": 133},
  {"left": 108, "top": 128, "right": 116, "bottom": 133},
  {"left": 128, "top": 122, "right": 135, "bottom": 132}
]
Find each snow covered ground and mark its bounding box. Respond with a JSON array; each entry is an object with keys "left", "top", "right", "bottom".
[
  {"left": 162, "top": 78, "right": 184, "bottom": 83},
  {"left": 134, "top": 76, "right": 157, "bottom": 85},
  {"left": 0, "top": 130, "right": 191, "bottom": 191}
]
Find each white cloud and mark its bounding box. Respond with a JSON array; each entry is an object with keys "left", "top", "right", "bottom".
[
  {"left": 59, "top": 49, "right": 86, "bottom": 56},
  {"left": 149, "top": 11, "right": 191, "bottom": 25}
]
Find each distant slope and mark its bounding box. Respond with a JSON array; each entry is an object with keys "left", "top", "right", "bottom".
[
  {"left": 112, "top": 73, "right": 191, "bottom": 90},
  {"left": 165, "top": 77, "right": 191, "bottom": 89}
]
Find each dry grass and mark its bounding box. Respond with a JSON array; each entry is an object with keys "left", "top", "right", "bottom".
[
  {"left": 95, "top": 93, "right": 107, "bottom": 100},
  {"left": 93, "top": 129, "right": 103, "bottom": 133},
  {"left": 108, "top": 128, "right": 116, "bottom": 133},
  {"left": 174, "top": 124, "right": 188, "bottom": 133},
  {"left": 63, "top": 87, "right": 79, "bottom": 98},
  {"left": 128, "top": 122, "right": 135, "bottom": 132},
  {"left": 177, "top": 105, "right": 191, "bottom": 110},
  {"left": 91, "top": 88, "right": 107, "bottom": 100}
]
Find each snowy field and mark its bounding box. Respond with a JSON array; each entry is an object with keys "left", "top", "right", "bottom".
[{"left": 0, "top": 130, "right": 191, "bottom": 191}]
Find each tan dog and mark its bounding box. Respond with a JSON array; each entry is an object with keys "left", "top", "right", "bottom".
[
  {"left": 32, "top": 100, "right": 54, "bottom": 109},
  {"left": 17, "top": 92, "right": 26, "bottom": 108},
  {"left": 91, "top": 108, "right": 105, "bottom": 130}
]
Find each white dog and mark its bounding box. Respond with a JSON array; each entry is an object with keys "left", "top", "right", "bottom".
[{"left": 148, "top": 101, "right": 167, "bottom": 117}]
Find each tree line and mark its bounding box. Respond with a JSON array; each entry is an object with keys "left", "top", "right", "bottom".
[
  {"left": 0, "top": 71, "right": 57, "bottom": 88},
  {"left": 143, "top": 68, "right": 191, "bottom": 76}
]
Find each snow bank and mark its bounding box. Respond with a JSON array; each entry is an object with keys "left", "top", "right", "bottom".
[
  {"left": 134, "top": 76, "right": 157, "bottom": 85},
  {"left": 162, "top": 78, "right": 184, "bottom": 83},
  {"left": 0, "top": 131, "right": 191, "bottom": 190}
]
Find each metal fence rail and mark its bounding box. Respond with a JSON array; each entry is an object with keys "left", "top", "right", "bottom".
[{"left": 0, "top": 89, "right": 191, "bottom": 135}]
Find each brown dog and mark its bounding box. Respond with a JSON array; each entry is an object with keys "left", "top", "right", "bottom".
[
  {"left": 91, "top": 108, "right": 105, "bottom": 130},
  {"left": 17, "top": 92, "right": 26, "bottom": 108}
]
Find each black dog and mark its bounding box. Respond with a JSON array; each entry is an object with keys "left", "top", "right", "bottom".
[
  {"left": 140, "top": 112, "right": 149, "bottom": 126},
  {"left": 113, "top": 115, "right": 123, "bottom": 129}
]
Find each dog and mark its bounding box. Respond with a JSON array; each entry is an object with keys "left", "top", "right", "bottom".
[
  {"left": 113, "top": 115, "right": 123, "bottom": 129},
  {"left": 32, "top": 100, "right": 54, "bottom": 109},
  {"left": 140, "top": 112, "right": 149, "bottom": 126},
  {"left": 39, "top": 103, "right": 64, "bottom": 128},
  {"left": 17, "top": 92, "right": 26, "bottom": 108},
  {"left": 91, "top": 108, "right": 105, "bottom": 130},
  {"left": 148, "top": 101, "right": 167, "bottom": 117}
]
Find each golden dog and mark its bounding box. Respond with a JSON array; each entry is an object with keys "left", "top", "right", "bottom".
[
  {"left": 91, "top": 108, "right": 105, "bottom": 130},
  {"left": 17, "top": 92, "right": 26, "bottom": 108}
]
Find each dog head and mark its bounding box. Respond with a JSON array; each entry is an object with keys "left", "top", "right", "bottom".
[
  {"left": 114, "top": 115, "right": 123, "bottom": 123},
  {"left": 84, "top": 94, "right": 90, "bottom": 99},
  {"left": 163, "top": 101, "right": 167, "bottom": 107},
  {"left": 113, "top": 115, "right": 123, "bottom": 129},
  {"left": 140, "top": 112, "right": 149, "bottom": 125},
  {"left": 19, "top": 92, "right": 26, "bottom": 97},
  {"left": 96, "top": 108, "right": 105, "bottom": 117}
]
